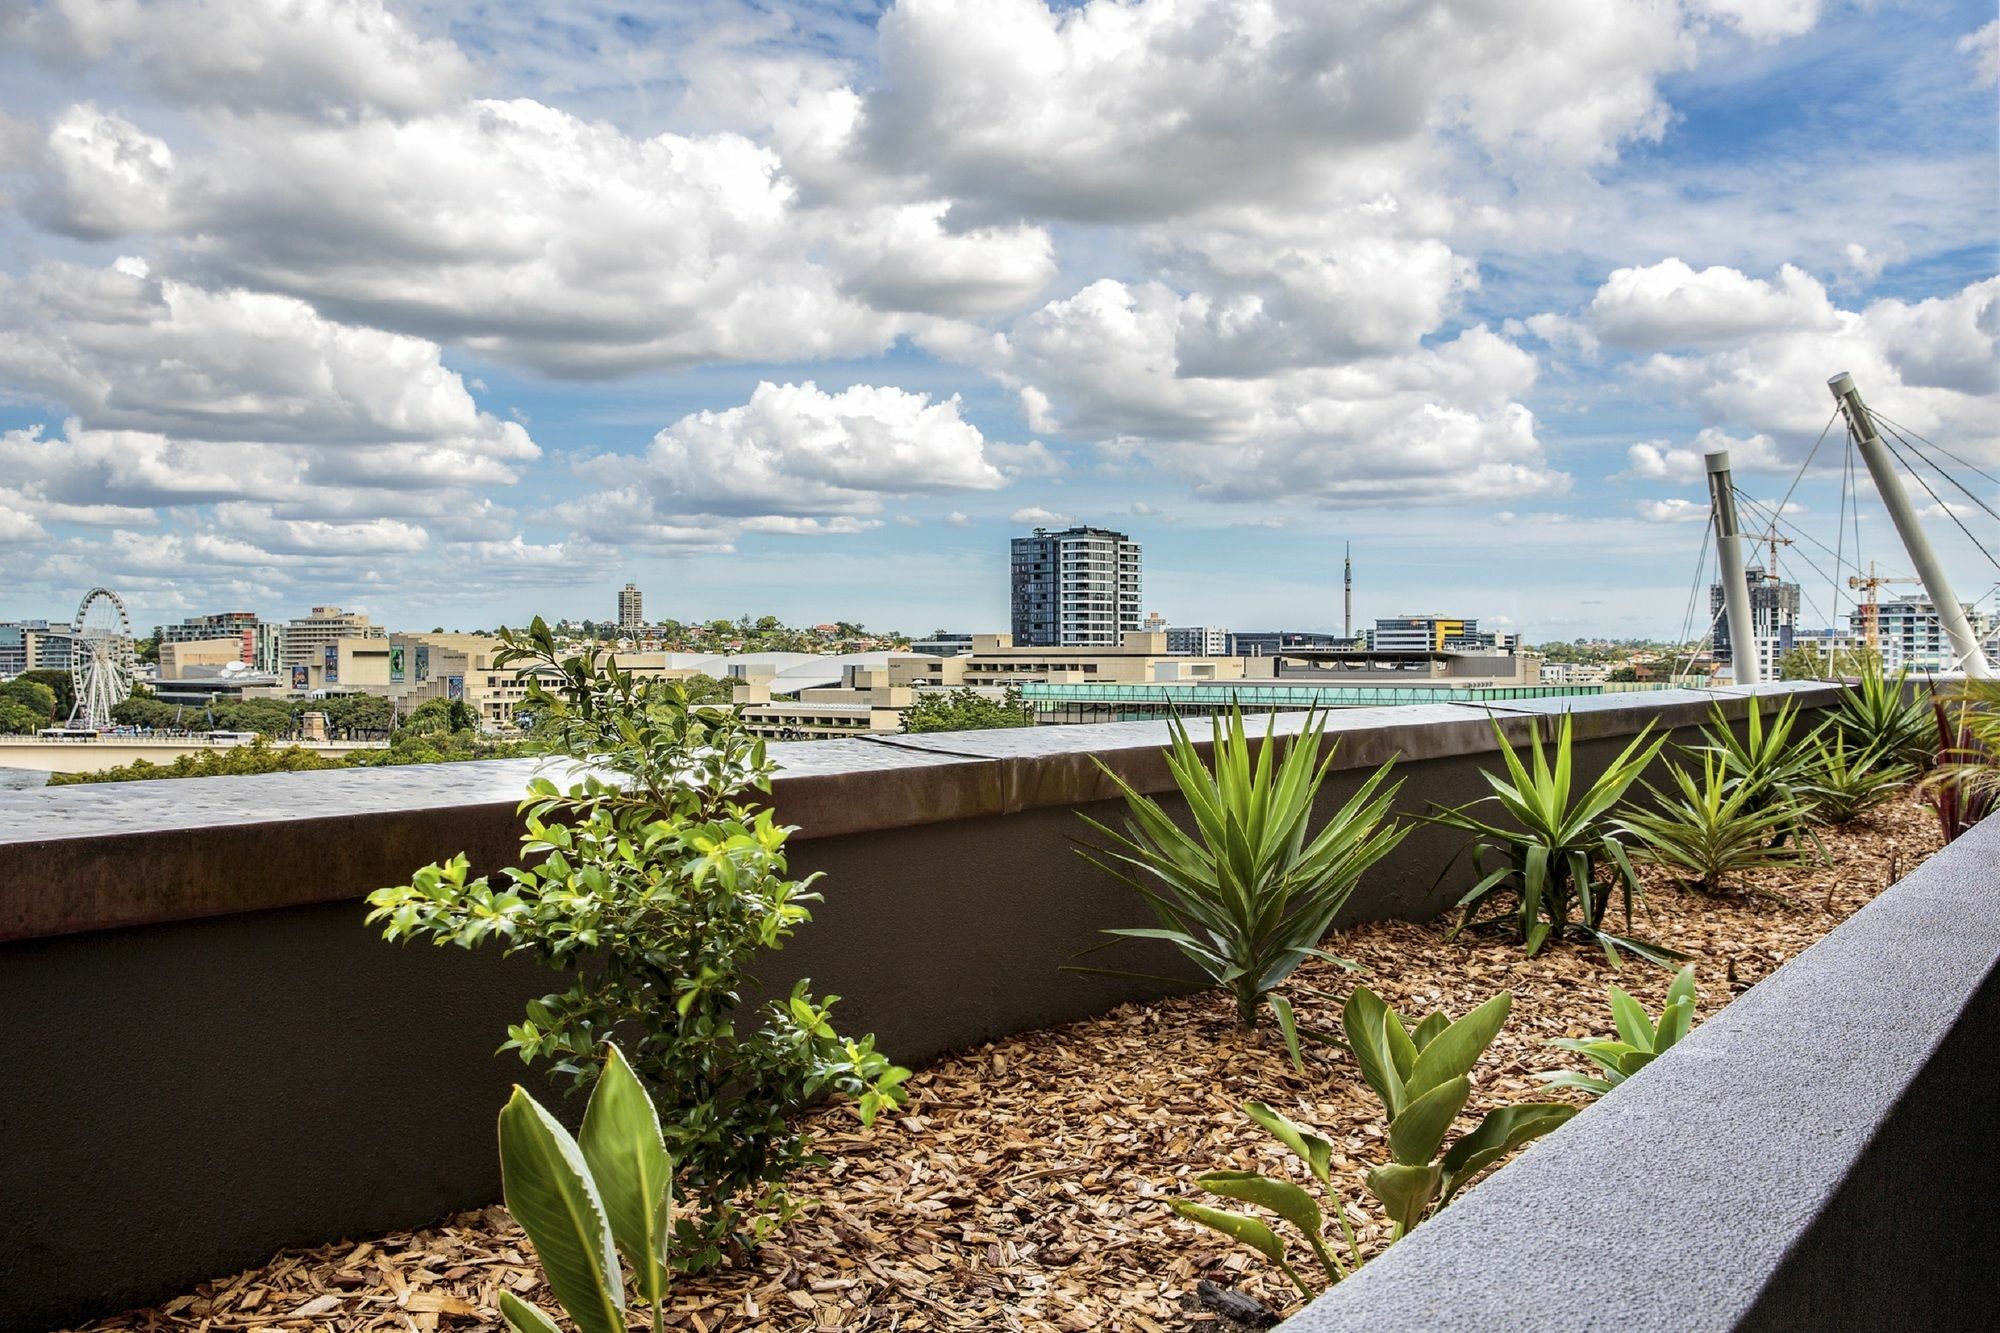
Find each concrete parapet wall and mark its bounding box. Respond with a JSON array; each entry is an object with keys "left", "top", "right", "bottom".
[{"left": 0, "top": 685, "right": 1842, "bottom": 1329}]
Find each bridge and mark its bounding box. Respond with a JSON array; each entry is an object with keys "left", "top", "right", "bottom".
[{"left": 0, "top": 737, "right": 389, "bottom": 775}]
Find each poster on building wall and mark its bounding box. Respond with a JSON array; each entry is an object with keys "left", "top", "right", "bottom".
[
  {"left": 390, "top": 646, "right": 405, "bottom": 683},
  {"left": 446, "top": 675, "right": 464, "bottom": 701},
  {"left": 415, "top": 645, "right": 430, "bottom": 681},
  {"left": 290, "top": 665, "right": 309, "bottom": 690},
  {"left": 323, "top": 644, "right": 339, "bottom": 684}
]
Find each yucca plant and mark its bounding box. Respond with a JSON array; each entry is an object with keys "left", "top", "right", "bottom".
[
  {"left": 1923, "top": 681, "right": 2000, "bottom": 842},
  {"left": 1171, "top": 1100, "right": 1363, "bottom": 1298},
  {"left": 1802, "top": 732, "right": 1916, "bottom": 825},
  {"left": 1429, "top": 714, "right": 1680, "bottom": 967},
  {"left": 1688, "top": 696, "right": 1823, "bottom": 849},
  {"left": 1343, "top": 988, "right": 1576, "bottom": 1237},
  {"left": 1074, "top": 707, "right": 1408, "bottom": 1065},
  {"left": 1618, "top": 753, "right": 1810, "bottom": 892},
  {"left": 1829, "top": 665, "right": 1932, "bottom": 769},
  {"left": 497, "top": 1043, "right": 670, "bottom": 1333},
  {"left": 1540, "top": 965, "right": 1697, "bottom": 1097}
]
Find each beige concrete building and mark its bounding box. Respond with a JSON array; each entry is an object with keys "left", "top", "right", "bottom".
[
  {"left": 281, "top": 607, "right": 386, "bottom": 668},
  {"left": 158, "top": 638, "right": 252, "bottom": 679}
]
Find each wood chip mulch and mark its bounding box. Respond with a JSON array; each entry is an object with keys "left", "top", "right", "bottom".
[{"left": 77, "top": 797, "right": 1944, "bottom": 1333}]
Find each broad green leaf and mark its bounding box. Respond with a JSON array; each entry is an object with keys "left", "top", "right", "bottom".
[
  {"left": 1535, "top": 1070, "right": 1616, "bottom": 1096},
  {"left": 1607, "top": 986, "right": 1653, "bottom": 1052},
  {"left": 1438, "top": 1103, "right": 1578, "bottom": 1204},
  {"left": 1655, "top": 995, "right": 1695, "bottom": 1052},
  {"left": 497, "top": 1088, "right": 625, "bottom": 1333},
  {"left": 1169, "top": 1198, "right": 1288, "bottom": 1265},
  {"left": 1342, "top": 987, "right": 1407, "bottom": 1117},
  {"left": 498, "top": 1291, "right": 564, "bottom": 1333},
  {"left": 1197, "top": 1170, "right": 1322, "bottom": 1239},
  {"left": 1365, "top": 1161, "right": 1441, "bottom": 1236},
  {"left": 1387, "top": 1075, "right": 1470, "bottom": 1166},
  {"left": 1410, "top": 1011, "right": 1449, "bottom": 1052},
  {"left": 1404, "top": 993, "right": 1511, "bottom": 1102},
  {"left": 578, "top": 1043, "right": 671, "bottom": 1314},
  {"left": 1244, "top": 1100, "right": 1333, "bottom": 1183},
  {"left": 1268, "top": 994, "right": 1305, "bottom": 1073},
  {"left": 1664, "top": 964, "right": 1698, "bottom": 1016}
]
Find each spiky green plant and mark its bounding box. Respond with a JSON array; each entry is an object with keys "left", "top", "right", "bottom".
[
  {"left": 1618, "top": 753, "right": 1811, "bottom": 892},
  {"left": 1688, "top": 695, "right": 1823, "bottom": 849},
  {"left": 1429, "top": 714, "right": 1681, "bottom": 967},
  {"left": 1828, "top": 665, "right": 1932, "bottom": 769},
  {"left": 1074, "top": 707, "right": 1407, "bottom": 1066},
  {"left": 1802, "top": 733, "right": 1916, "bottom": 825},
  {"left": 1539, "top": 966, "right": 1697, "bottom": 1097}
]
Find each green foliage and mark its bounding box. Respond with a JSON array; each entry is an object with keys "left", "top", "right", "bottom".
[
  {"left": 112, "top": 695, "right": 185, "bottom": 730},
  {"left": 901, "top": 686, "right": 1034, "bottom": 732},
  {"left": 1777, "top": 643, "right": 1883, "bottom": 682},
  {"left": 1074, "top": 708, "right": 1406, "bottom": 1060},
  {"left": 316, "top": 692, "right": 395, "bottom": 735},
  {"left": 402, "top": 697, "right": 481, "bottom": 736},
  {"left": 0, "top": 678, "right": 58, "bottom": 730},
  {"left": 1923, "top": 682, "right": 2000, "bottom": 843},
  {"left": 1801, "top": 733, "right": 1916, "bottom": 825},
  {"left": 1430, "top": 714, "right": 1678, "bottom": 967},
  {"left": 1540, "top": 966, "right": 1697, "bottom": 1097},
  {"left": 19, "top": 668, "right": 74, "bottom": 719},
  {"left": 677, "top": 673, "right": 735, "bottom": 706},
  {"left": 0, "top": 697, "right": 48, "bottom": 734},
  {"left": 498, "top": 1044, "right": 670, "bottom": 1333},
  {"left": 1687, "top": 696, "right": 1823, "bottom": 850},
  {"left": 1827, "top": 665, "right": 1931, "bottom": 768},
  {"left": 1343, "top": 988, "right": 1575, "bottom": 1237},
  {"left": 133, "top": 635, "right": 161, "bottom": 666},
  {"left": 367, "top": 618, "right": 908, "bottom": 1272},
  {"left": 47, "top": 738, "right": 347, "bottom": 784},
  {"left": 1171, "top": 1100, "right": 1361, "bottom": 1298},
  {"left": 1618, "top": 753, "right": 1811, "bottom": 892}
]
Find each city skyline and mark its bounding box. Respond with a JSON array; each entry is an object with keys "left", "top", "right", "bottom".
[{"left": 1, "top": 1, "right": 1995, "bottom": 641}]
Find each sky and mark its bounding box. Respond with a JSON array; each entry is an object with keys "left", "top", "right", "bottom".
[{"left": 0, "top": 0, "right": 1995, "bottom": 642}]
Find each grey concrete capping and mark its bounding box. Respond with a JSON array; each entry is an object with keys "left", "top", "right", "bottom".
[
  {"left": 1280, "top": 812, "right": 2000, "bottom": 1333},
  {"left": 0, "top": 684, "right": 1842, "bottom": 1330}
]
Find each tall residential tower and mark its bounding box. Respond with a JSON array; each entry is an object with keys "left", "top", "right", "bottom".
[
  {"left": 1010, "top": 526, "right": 1143, "bottom": 647},
  {"left": 617, "top": 583, "right": 644, "bottom": 633}
]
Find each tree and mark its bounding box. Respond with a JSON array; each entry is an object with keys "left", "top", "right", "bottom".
[
  {"left": 401, "top": 697, "right": 479, "bottom": 736},
  {"left": 1606, "top": 666, "right": 1641, "bottom": 683},
  {"left": 1779, "top": 644, "right": 1883, "bottom": 681},
  {"left": 133, "top": 636, "right": 160, "bottom": 665},
  {"left": 19, "top": 668, "right": 74, "bottom": 720},
  {"left": 0, "top": 678, "right": 59, "bottom": 722},
  {"left": 0, "top": 698, "right": 48, "bottom": 735},
  {"left": 316, "top": 693, "right": 394, "bottom": 736},
  {"left": 902, "top": 686, "right": 1035, "bottom": 733},
  {"left": 112, "top": 696, "right": 185, "bottom": 731},
  {"left": 678, "top": 672, "right": 735, "bottom": 706}
]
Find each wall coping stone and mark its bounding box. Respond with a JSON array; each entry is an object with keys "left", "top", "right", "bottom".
[
  {"left": 1279, "top": 810, "right": 2000, "bottom": 1332},
  {"left": 0, "top": 682, "right": 1839, "bottom": 943}
]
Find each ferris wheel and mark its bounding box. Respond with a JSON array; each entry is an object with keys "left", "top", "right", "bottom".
[{"left": 70, "top": 586, "right": 136, "bottom": 730}]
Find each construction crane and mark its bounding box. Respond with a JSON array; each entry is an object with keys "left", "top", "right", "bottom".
[{"left": 1846, "top": 560, "right": 1922, "bottom": 650}]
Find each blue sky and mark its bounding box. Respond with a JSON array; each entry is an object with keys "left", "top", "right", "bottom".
[{"left": 1, "top": 0, "right": 1995, "bottom": 640}]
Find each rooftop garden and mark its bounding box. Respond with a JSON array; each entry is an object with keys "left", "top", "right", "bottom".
[{"left": 58, "top": 639, "right": 1997, "bottom": 1332}]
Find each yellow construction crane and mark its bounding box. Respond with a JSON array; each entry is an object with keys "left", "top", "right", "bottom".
[{"left": 1846, "top": 560, "right": 1922, "bottom": 650}]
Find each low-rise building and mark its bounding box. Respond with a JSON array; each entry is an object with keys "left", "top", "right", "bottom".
[
  {"left": 281, "top": 607, "right": 385, "bottom": 668},
  {"left": 159, "top": 638, "right": 253, "bottom": 679}
]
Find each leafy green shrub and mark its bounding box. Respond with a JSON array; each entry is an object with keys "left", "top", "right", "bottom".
[
  {"left": 1829, "top": 665, "right": 1932, "bottom": 769},
  {"left": 1075, "top": 707, "right": 1406, "bottom": 1063},
  {"left": 1801, "top": 733, "right": 1916, "bottom": 825},
  {"left": 901, "top": 685, "right": 1034, "bottom": 732},
  {"left": 497, "top": 1043, "right": 670, "bottom": 1333},
  {"left": 47, "top": 738, "right": 348, "bottom": 784},
  {"left": 1172, "top": 1100, "right": 1362, "bottom": 1297},
  {"left": 1430, "top": 714, "right": 1678, "bottom": 966},
  {"left": 368, "top": 619, "right": 908, "bottom": 1272},
  {"left": 1618, "top": 753, "right": 1811, "bottom": 892},
  {"left": 1540, "top": 965, "right": 1697, "bottom": 1097},
  {"left": 1343, "top": 987, "right": 1575, "bottom": 1237}
]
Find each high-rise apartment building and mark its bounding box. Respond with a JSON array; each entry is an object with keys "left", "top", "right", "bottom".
[
  {"left": 1010, "top": 526, "right": 1142, "bottom": 647},
  {"left": 281, "top": 606, "right": 385, "bottom": 667},
  {"left": 1849, "top": 595, "right": 1994, "bottom": 672},
  {"left": 618, "top": 583, "right": 644, "bottom": 632},
  {"left": 1167, "top": 626, "right": 1232, "bottom": 655},
  {"left": 0, "top": 620, "right": 72, "bottom": 674},
  {"left": 1711, "top": 565, "right": 1800, "bottom": 677}
]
